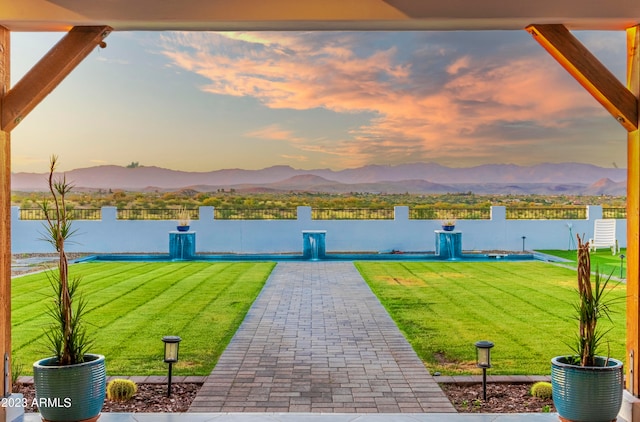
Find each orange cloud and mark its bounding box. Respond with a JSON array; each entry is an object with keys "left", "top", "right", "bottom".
[
  {"left": 246, "top": 124, "right": 307, "bottom": 145},
  {"left": 159, "top": 31, "right": 622, "bottom": 167}
]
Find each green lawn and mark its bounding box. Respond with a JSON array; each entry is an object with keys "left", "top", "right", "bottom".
[
  {"left": 355, "top": 261, "right": 627, "bottom": 376},
  {"left": 12, "top": 261, "right": 275, "bottom": 376},
  {"left": 537, "top": 248, "right": 627, "bottom": 278},
  {"left": 13, "top": 259, "right": 628, "bottom": 378}
]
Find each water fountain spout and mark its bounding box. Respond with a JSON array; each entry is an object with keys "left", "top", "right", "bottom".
[
  {"left": 169, "top": 231, "right": 196, "bottom": 260},
  {"left": 302, "top": 230, "right": 326, "bottom": 260},
  {"left": 435, "top": 230, "right": 462, "bottom": 260}
]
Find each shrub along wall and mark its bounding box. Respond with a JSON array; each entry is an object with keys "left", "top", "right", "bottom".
[{"left": 11, "top": 205, "right": 625, "bottom": 254}]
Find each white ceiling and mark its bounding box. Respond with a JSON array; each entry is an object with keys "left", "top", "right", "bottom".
[{"left": 1, "top": 0, "right": 639, "bottom": 32}]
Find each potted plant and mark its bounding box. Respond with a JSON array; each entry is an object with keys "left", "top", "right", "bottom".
[
  {"left": 176, "top": 206, "right": 191, "bottom": 231},
  {"left": 551, "top": 234, "right": 623, "bottom": 422},
  {"left": 33, "top": 156, "right": 106, "bottom": 422},
  {"left": 441, "top": 217, "right": 456, "bottom": 231}
]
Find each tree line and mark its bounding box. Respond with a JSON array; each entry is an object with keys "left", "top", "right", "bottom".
[{"left": 11, "top": 190, "right": 626, "bottom": 211}]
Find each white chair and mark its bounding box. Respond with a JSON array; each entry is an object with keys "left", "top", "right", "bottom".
[{"left": 588, "top": 219, "right": 619, "bottom": 255}]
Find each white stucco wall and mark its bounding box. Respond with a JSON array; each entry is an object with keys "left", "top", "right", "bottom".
[{"left": 12, "top": 205, "right": 626, "bottom": 254}]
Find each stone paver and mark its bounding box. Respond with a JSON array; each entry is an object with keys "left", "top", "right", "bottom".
[{"left": 189, "top": 262, "right": 456, "bottom": 413}]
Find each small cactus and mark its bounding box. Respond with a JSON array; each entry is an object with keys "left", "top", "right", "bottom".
[
  {"left": 530, "top": 381, "right": 552, "bottom": 399},
  {"left": 106, "top": 379, "right": 138, "bottom": 402}
]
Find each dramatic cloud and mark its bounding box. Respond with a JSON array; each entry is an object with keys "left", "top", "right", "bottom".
[{"left": 159, "top": 31, "right": 625, "bottom": 167}]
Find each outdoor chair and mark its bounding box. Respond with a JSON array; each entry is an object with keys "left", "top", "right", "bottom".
[{"left": 588, "top": 218, "right": 619, "bottom": 255}]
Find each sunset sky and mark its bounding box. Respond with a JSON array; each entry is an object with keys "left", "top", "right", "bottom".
[{"left": 10, "top": 30, "right": 628, "bottom": 173}]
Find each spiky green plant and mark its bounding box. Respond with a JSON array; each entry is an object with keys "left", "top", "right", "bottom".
[
  {"left": 40, "top": 155, "right": 92, "bottom": 365},
  {"left": 530, "top": 382, "right": 552, "bottom": 399},
  {"left": 106, "top": 379, "right": 137, "bottom": 401},
  {"left": 569, "top": 235, "right": 616, "bottom": 366}
]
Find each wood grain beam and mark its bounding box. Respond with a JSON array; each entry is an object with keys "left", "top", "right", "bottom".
[
  {"left": 0, "top": 25, "right": 11, "bottom": 403},
  {"left": 627, "top": 24, "right": 640, "bottom": 396},
  {"left": 526, "top": 24, "right": 638, "bottom": 132},
  {"left": 0, "top": 25, "right": 111, "bottom": 132}
]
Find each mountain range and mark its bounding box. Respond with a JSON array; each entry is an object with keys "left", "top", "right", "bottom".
[{"left": 11, "top": 162, "right": 627, "bottom": 195}]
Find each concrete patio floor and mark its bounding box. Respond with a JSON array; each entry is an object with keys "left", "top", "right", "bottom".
[{"left": 22, "top": 412, "right": 562, "bottom": 421}]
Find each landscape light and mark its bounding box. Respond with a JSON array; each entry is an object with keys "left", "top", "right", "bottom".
[
  {"left": 475, "top": 340, "right": 494, "bottom": 401},
  {"left": 162, "top": 336, "right": 182, "bottom": 397}
]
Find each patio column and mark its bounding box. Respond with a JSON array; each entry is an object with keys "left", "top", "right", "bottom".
[
  {"left": 628, "top": 25, "right": 640, "bottom": 396},
  {"left": 0, "top": 26, "right": 9, "bottom": 413}
]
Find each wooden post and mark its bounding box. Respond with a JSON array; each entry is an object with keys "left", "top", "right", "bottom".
[
  {"left": 526, "top": 24, "right": 638, "bottom": 132},
  {"left": 0, "top": 30, "right": 113, "bottom": 419},
  {"left": 0, "top": 24, "right": 11, "bottom": 411},
  {"left": 526, "top": 23, "right": 640, "bottom": 394},
  {"left": 1, "top": 26, "right": 111, "bottom": 132},
  {"left": 627, "top": 24, "right": 640, "bottom": 396}
]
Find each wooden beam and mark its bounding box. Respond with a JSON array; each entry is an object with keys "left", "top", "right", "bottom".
[
  {"left": 627, "top": 24, "right": 640, "bottom": 396},
  {"left": 0, "top": 25, "right": 10, "bottom": 404},
  {"left": 0, "top": 25, "right": 111, "bottom": 132},
  {"left": 526, "top": 24, "right": 638, "bottom": 132}
]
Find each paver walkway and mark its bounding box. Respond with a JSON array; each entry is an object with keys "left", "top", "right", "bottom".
[{"left": 190, "top": 261, "right": 455, "bottom": 413}]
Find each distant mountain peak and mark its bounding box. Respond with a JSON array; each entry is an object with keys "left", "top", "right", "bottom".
[
  {"left": 583, "top": 177, "right": 625, "bottom": 196},
  {"left": 274, "top": 174, "right": 337, "bottom": 185},
  {"left": 590, "top": 177, "right": 616, "bottom": 187},
  {"left": 11, "top": 162, "right": 627, "bottom": 195}
]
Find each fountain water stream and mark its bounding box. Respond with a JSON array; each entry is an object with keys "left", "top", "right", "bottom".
[{"left": 309, "top": 236, "right": 318, "bottom": 260}]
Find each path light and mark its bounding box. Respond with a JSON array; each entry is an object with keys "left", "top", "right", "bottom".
[
  {"left": 162, "top": 336, "right": 182, "bottom": 397},
  {"left": 620, "top": 254, "right": 626, "bottom": 279},
  {"left": 521, "top": 236, "right": 526, "bottom": 252},
  {"left": 475, "top": 340, "right": 494, "bottom": 401}
]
